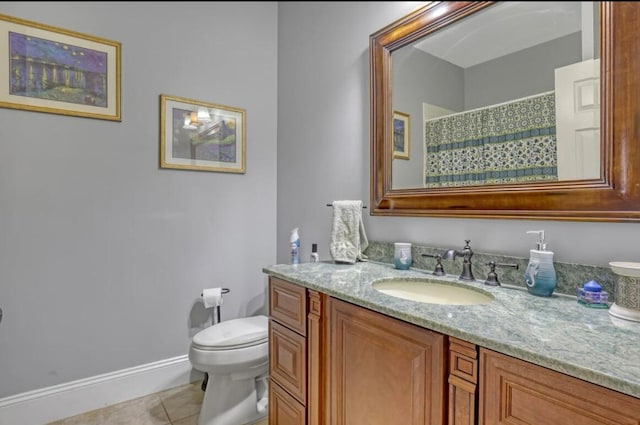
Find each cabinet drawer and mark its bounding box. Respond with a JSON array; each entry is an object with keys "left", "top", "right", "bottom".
[
  {"left": 270, "top": 277, "right": 307, "bottom": 336},
  {"left": 449, "top": 337, "right": 478, "bottom": 383},
  {"left": 270, "top": 320, "right": 307, "bottom": 404},
  {"left": 270, "top": 380, "right": 306, "bottom": 425}
]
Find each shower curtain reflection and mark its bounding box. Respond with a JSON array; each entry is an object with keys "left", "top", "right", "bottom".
[{"left": 424, "top": 91, "right": 557, "bottom": 188}]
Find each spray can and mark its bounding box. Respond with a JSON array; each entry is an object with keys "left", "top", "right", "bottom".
[{"left": 290, "top": 228, "right": 300, "bottom": 265}]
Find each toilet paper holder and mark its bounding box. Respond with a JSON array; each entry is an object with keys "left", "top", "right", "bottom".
[{"left": 201, "top": 288, "right": 230, "bottom": 324}]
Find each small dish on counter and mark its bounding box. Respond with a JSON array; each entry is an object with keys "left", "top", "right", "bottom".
[{"left": 609, "top": 261, "right": 640, "bottom": 277}]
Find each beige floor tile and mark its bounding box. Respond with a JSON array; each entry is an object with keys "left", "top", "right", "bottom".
[
  {"left": 157, "top": 381, "right": 204, "bottom": 422},
  {"left": 48, "top": 393, "right": 170, "bottom": 425},
  {"left": 45, "top": 380, "right": 269, "bottom": 425},
  {"left": 171, "top": 412, "right": 268, "bottom": 425},
  {"left": 172, "top": 413, "right": 199, "bottom": 425},
  {"left": 102, "top": 394, "right": 170, "bottom": 425},
  {"left": 47, "top": 407, "right": 106, "bottom": 425}
]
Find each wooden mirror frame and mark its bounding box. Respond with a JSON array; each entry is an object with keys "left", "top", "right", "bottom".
[{"left": 370, "top": 1, "right": 640, "bottom": 222}]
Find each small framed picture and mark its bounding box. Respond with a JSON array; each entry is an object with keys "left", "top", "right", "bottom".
[
  {"left": 160, "top": 94, "right": 245, "bottom": 173},
  {"left": 0, "top": 13, "right": 121, "bottom": 121},
  {"left": 393, "top": 110, "right": 410, "bottom": 160}
]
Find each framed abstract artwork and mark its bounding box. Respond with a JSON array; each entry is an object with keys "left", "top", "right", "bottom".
[
  {"left": 0, "top": 14, "right": 121, "bottom": 121},
  {"left": 160, "top": 94, "right": 246, "bottom": 173},
  {"left": 393, "top": 110, "right": 410, "bottom": 159}
]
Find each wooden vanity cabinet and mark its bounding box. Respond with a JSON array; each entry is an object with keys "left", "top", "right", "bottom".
[
  {"left": 269, "top": 276, "right": 640, "bottom": 425},
  {"left": 328, "top": 297, "right": 446, "bottom": 425},
  {"left": 269, "top": 276, "right": 448, "bottom": 425},
  {"left": 268, "top": 277, "right": 327, "bottom": 425},
  {"left": 479, "top": 348, "right": 640, "bottom": 425}
]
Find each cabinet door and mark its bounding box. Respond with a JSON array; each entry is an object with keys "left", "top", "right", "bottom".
[
  {"left": 270, "top": 380, "right": 306, "bottom": 425},
  {"left": 328, "top": 297, "right": 446, "bottom": 425},
  {"left": 269, "top": 320, "right": 307, "bottom": 404},
  {"left": 480, "top": 348, "right": 640, "bottom": 425}
]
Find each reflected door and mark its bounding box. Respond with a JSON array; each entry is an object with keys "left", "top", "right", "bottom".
[{"left": 554, "top": 58, "right": 601, "bottom": 180}]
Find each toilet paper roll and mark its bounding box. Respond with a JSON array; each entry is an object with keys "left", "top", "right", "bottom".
[{"left": 202, "top": 287, "right": 223, "bottom": 308}]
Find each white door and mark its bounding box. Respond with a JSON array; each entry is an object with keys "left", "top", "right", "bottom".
[{"left": 554, "top": 58, "right": 600, "bottom": 181}]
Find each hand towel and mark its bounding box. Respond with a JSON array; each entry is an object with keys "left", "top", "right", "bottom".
[{"left": 329, "top": 200, "right": 369, "bottom": 264}]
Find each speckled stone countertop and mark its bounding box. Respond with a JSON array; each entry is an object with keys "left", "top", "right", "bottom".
[{"left": 263, "top": 260, "right": 640, "bottom": 399}]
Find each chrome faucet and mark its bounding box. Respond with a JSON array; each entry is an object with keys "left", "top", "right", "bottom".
[
  {"left": 484, "top": 261, "right": 519, "bottom": 286},
  {"left": 421, "top": 253, "right": 446, "bottom": 276},
  {"left": 443, "top": 240, "right": 475, "bottom": 281}
]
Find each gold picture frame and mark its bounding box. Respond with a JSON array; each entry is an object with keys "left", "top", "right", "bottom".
[
  {"left": 0, "top": 14, "right": 121, "bottom": 121},
  {"left": 393, "top": 110, "right": 410, "bottom": 160},
  {"left": 160, "top": 94, "right": 246, "bottom": 173}
]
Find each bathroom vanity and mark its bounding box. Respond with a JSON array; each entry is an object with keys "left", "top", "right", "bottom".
[{"left": 264, "top": 261, "right": 640, "bottom": 425}]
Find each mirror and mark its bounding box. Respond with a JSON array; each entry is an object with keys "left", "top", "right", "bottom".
[
  {"left": 392, "top": 2, "right": 600, "bottom": 190},
  {"left": 370, "top": 1, "right": 640, "bottom": 221}
]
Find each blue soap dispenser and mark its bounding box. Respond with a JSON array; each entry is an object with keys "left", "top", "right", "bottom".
[{"left": 524, "top": 230, "right": 557, "bottom": 297}]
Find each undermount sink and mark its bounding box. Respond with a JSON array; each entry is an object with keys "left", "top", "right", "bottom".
[{"left": 372, "top": 278, "right": 494, "bottom": 305}]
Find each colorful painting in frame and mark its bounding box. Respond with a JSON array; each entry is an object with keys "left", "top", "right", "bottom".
[
  {"left": 160, "top": 94, "right": 246, "bottom": 173},
  {"left": 393, "top": 110, "right": 410, "bottom": 160},
  {"left": 0, "top": 14, "right": 121, "bottom": 121}
]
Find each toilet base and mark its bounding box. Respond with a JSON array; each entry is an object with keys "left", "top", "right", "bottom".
[{"left": 198, "top": 372, "right": 267, "bottom": 425}]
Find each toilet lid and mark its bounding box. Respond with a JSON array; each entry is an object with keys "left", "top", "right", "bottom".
[{"left": 192, "top": 315, "right": 268, "bottom": 350}]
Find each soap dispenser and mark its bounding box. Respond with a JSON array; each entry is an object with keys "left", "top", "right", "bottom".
[{"left": 524, "top": 230, "right": 557, "bottom": 297}]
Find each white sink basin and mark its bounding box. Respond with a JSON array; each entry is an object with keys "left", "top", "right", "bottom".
[{"left": 372, "top": 278, "right": 494, "bottom": 305}]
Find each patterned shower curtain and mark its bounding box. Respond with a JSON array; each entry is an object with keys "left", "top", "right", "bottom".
[{"left": 424, "top": 91, "right": 557, "bottom": 188}]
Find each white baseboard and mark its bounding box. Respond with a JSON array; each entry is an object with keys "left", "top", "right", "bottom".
[{"left": 0, "top": 355, "right": 201, "bottom": 425}]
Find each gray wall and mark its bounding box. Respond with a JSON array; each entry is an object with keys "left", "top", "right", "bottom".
[
  {"left": 465, "top": 32, "right": 582, "bottom": 109},
  {"left": 0, "top": 2, "right": 277, "bottom": 398},
  {"left": 392, "top": 47, "right": 464, "bottom": 189},
  {"left": 277, "top": 2, "right": 640, "bottom": 272}
]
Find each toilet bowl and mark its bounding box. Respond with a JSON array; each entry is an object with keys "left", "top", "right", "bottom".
[{"left": 189, "top": 315, "right": 269, "bottom": 425}]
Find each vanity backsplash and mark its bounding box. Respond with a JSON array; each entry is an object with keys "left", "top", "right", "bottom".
[{"left": 364, "top": 241, "right": 620, "bottom": 302}]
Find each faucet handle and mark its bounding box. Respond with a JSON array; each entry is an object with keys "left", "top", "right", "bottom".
[
  {"left": 484, "top": 261, "right": 519, "bottom": 286},
  {"left": 422, "top": 253, "right": 446, "bottom": 276}
]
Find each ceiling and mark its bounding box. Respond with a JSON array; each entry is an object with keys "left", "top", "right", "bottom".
[{"left": 413, "top": 2, "right": 586, "bottom": 68}]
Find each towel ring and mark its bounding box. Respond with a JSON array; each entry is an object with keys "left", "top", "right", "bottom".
[{"left": 326, "top": 203, "right": 367, "bottom": 208}]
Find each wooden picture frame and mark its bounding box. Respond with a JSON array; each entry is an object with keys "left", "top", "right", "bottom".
[
  {"left": 160, "top": 94, "right": 246, "bottom": 173},
  {"left": 393, "top": 111, "right": 410, "bottom": 160},
  {"left": 0, "top": 13, "right": 121, "bottom": 121}
]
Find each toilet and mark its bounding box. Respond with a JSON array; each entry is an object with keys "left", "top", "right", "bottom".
[{"left": 189, "top": 315, "right": 269, "bottom": 425}]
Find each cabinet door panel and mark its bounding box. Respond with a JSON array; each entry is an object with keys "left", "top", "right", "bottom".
[
  {"left": 269, "top": 320, "right": 307, "bottom": 404},
  {"left": 449, "top": 375, "right": 476, "bottom": 425},
  {"left": 270, "top": 380, "right": 306, "bottom": 425},
  {"left": 480, "top": 348, "right": 640, "bottom": 425},
  {"left": 270, "top": 277, "right": 307, "bottom": 336},
  {"left": 329, "top": 297, "right": 446, "bottom": 425}
]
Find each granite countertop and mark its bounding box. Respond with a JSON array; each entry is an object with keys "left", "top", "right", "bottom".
[{"left": 263, "top": 260, "right": 640, "bottom": 399}]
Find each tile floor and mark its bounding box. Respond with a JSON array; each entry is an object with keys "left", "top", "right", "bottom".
[{"left": 47, "top": 381, "right": 268, "bottom": 425}]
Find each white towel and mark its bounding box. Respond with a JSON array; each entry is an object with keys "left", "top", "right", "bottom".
[{"left": 329, "top": 200, "right": 369, "bottom": 264}]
